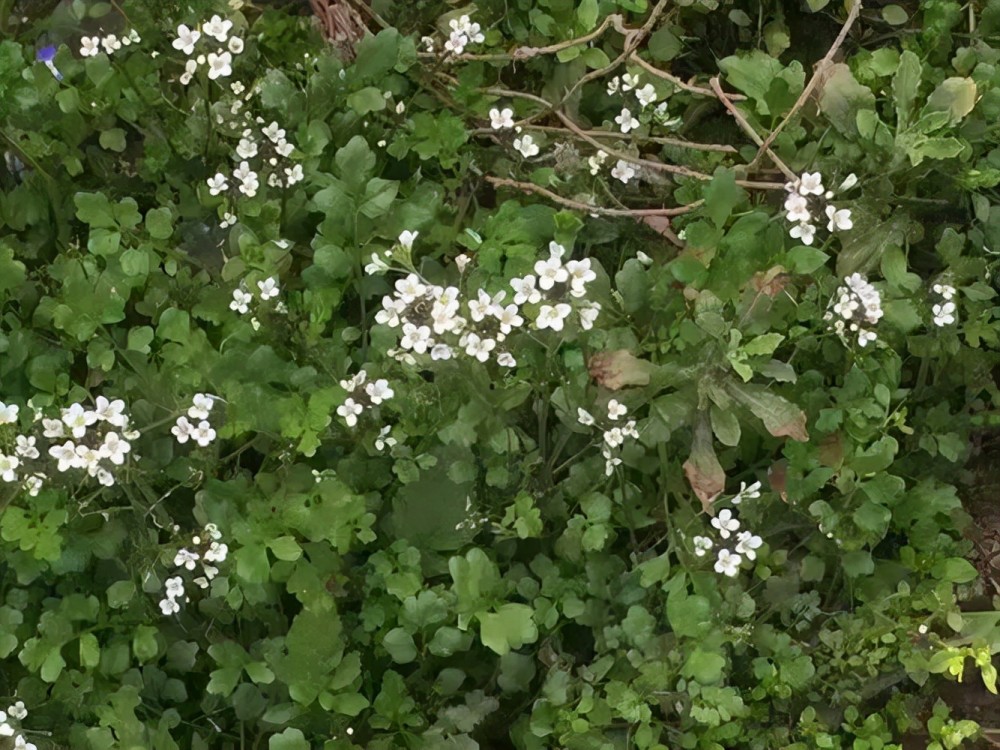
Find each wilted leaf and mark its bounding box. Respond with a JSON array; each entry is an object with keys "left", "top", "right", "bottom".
[
  {"left": 725, "top": 380, "right": 809, "bottom": 442},
  {"left": 751, "top": 266, "right": 791, "bottom": 297},
  {"left": 683, "top": 414, "right": 725, "bottom": 511},
  {"left": 767, "top": 460, "right": 788, "bottom": 502},
  {"left": 588, "top": 350, "right": 656, "bottom": 390}
]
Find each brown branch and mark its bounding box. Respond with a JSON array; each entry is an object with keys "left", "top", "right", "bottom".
[
  {"left": 630, "top": 55, "right": 745, "bottom": 101},
  {"left": 749, "top": 0, "right": 863, "bottom": 168},
  {"left": 708, "top": 76, "right": 797, "bottom": 182},
  {"left": 524, "top": 124, "right": 738, "bottom": 154},
  {"left": 416, "top": 13, "right": 624, "bottom": 63},
  {"left": 485, "top": 175, "right": 702, "bottom": 217}
]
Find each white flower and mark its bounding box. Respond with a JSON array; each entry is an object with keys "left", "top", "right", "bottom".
[
  {"left": 233, "top": 160, "right": 258, "bottom": 196},
  {"left": 577, "top": 408, "right": 595, "bottom": 426},
  {"left": 172, "top": 24, "right": 201, "bottom": 55},
  {"left": 0, "top": 455, "right": 19, "bottom": 483},
  {"left": 588, "top": 150, "right": 608, "bottom": 176},
  {"left": 41, "top": 418, "right": 63, "bottom": 439},
  {"left": 235, "top": 137, "right": 257, "bottom": 160},
  {"left": 534, "top": 255, "right": 568, "bottom": 290},
  {"left": 7, "top": 702, "right": 26, "bottom": 721},
  {"left": 174, "top": 548, "right": 200, "bottom": 570},
  {"left": 0, "top": 402, "right": 18, "bottom": 425},
  {"left": 606, "top": 76, "right": 621, "bottom": 95},
  {"left": 207, "top": 51, "right": 233, "bottom": 80},
  {"left": 80, "top": 36, "right": 101, "bottom": 57},
  {"left": 430, "top": 343, "right": 453, "bottom": 361},
  {"left": 230, "top": 288, "right": 252, "bottom": 314},
  {"left": 496, "top": 352, "right": 517, "bottom": 367},
  {"left": 784, "top": 193, "right": 810, "bottom": 223},
  {"left": 489, "top": 107, "right": 515, "bottom": 129},
  {"left": 49, "top": 441, "right": 79, "bottom": 472},
  {"left": 257, "top": 277, "right": 279, "bottom": 300},
  {"left": 227, "top": 36, "right": 244, "bottom": 54},
  {"left": 565, "top": 258, "right": 596, "bottom": 297},
  {"left": 398, "top": 230, "right": 419, "bottom": 250},
  {"left": 634, "top": 84, "right": 657, "bottom": 108},
  {"left": 285, "top": 164, "right": 304, "bottom": 185},
  {"left": 207, "top": 173, "right": 228, "bottom": 195},
  {"left": 513, "top": 134, "right": 540, "bottom": 158},
  {"left": 337, "top": 398, "right": 363, "bottom": 427},
  {"left": 101, "top": 35, "right": 121, "bottom": 54},
  {"left": 693, "top": 535, "right": 713, "bottom": 557},
  {"left": 400, "top": 323, "right": 433, "bottom": 354},
  {"left": 621, "top": 73, "right": 640, "bottom": 92},
  {"left": 365, "top": 252, "right": 391, "bottom": 275},
  {"left": 932, "top": 301, "right": 956, "bottom": 326},
  {"left": 636, "top": 251, "right": 653, "bottom": 266},
  {"left": 714, "top": 548, "right": 743, "bottom": 577},
  {"left": 99, "top": 432, "right": 131, "bottom": 465},
  {"left": 732, "top": 480, "right": 761, "bottom": 505},
  {"left": 611, "top": 160, "right": 636, "bottom": 184},
  {"left": 13, "top": 436, "right": 38, "bottom": 460},
  {"left": 165, "top": 576, "right": 185, "bottom": 599},
  {"left": 735, "top": 531, "right": 763, "bottom": 561},
  {"left": 837, "top": 173, "right": 858, "bottom": 192},
  {"left": 171, "top": 416, "right": 194, "bottom": 444},
  {"left": 603, "top": 427, "right": 624, "bottom": 449},
  {"left": 857, "top": 329, "right": 877, "bottom": 347},
  {"left": 495, "top": 304, "right": 524, "bottom": 334},
  {"left": 0, "top": 713, "right": 12, "bottom": 737},
  {"left": 365, "top": 379, "right": 394, "bottom": 404},
  {"left": 159, "top": 597, "right": 181, "bottom": 615},
  {"left": 62, "top": 403, "right": 97, "bottom": 438},
  {"left": 607, "top": 399, "right": 627, "bottom": 420},
  {"left": 604, "top": 454, "right": 622, "bottom": 476},
  {"left": 24, "top": 475, "right": 44, "bottom": 497},
  {"left": 789, "top": 222, "right": 816, "bottom": 245},
  {"left": 204, "top": 14, "right": 234, "bottom": 42},
  {"left": 511, "top": 275, "right": 542, "bottom": 305},
  {"left": 933, "top": 283, "right": 956, "bottom": 300},
  {"left": 192, "top": 421, "right": 217, "bottom": 447},
  {"left": 710, "top": 508, "right": 740, "bottom": 539},
  {"left": 825, "top": 205, "right": 853, "bottom": 232},
  {"left": 797, "top": 172, "right": 825, "bottom": 195},
  {"left": 204, "top": 541, "right": 228, "bottom": 562},
  {"left": 579, "top": 302, "right": 601, "bottom": 330},
  {"left": 375, "top": 425, "right": 396, "bottom": 451},
  {"left": 444, "top": 29, "right": 468, "bottom": 55},
  {"left": 188, "top": 393, "right": 215, "bottom": 420},
  {"left": 615, "top": 107, "right": 640, "bottom": 134},
  {"left": 463, "top": 333, "right": 496, "bottom": 362},
  {"left": 93, "top": 396, "right": 128, "bottom": 427},
  {"left": 536, "top": 303, "right": 572, "bottom": 332},
  {"left": 263, "top": 121, "right": 285, "bottom": 143}
]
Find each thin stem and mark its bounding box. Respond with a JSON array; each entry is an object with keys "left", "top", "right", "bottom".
[
  {"left": 485, "top": 175, "right": 702, "bottom": 217},
  {"left": 630, "top": 55, "right": 744, "bottom": 100}
]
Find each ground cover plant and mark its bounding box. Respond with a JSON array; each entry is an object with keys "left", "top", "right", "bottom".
[{"left": 4, "top": 0, "right": 1000, "bottom": 747}]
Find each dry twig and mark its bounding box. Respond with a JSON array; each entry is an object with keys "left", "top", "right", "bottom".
[
  {"left": 749, "top": 0, "right": 863, "bottom": 168},
  {"left": 630, "top": 55, "right": 744, "bottom": 101}
]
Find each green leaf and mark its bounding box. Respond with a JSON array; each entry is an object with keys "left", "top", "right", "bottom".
[
  {"left": 133, "top": 625, "right": 159, "bottom": 663},
  {"left": 325, "top": 692, "right": 370, "bottom": 716},
  {"left": 842, "top": 550, "right": 875, "bottom": 577},
  {"left": 718, "top": 50, "right": 804, "bottom": 115},
  {"left": 156, "top": 308, "right": 190, "bottom": 344},
  {"left": 836, "top": 209, "right": 912, "bottom": 277},
  {"left": 667, "top": 579, "right": 712, "bottom": 639},
  {"left": 703, "top": 168, "right": 745, "bottom": 229},
  {"left": 893, "top": 50, "right": 922, "bottom": 130},
  {"left": 269, "top": 728, "right": 310, "bottom": 750},
  {"left": 478, "top": 604, "right": 538, "bottom": 656},
  {"left": 818, "top": 63, "right": 876, "bottom": 136},
  {"left": 267, "top": 536, "right": 302, "bottom": 562},
  {"left": 682, "top": 649, "right": 726, "bottom": 684},
  {"left": 353, "top": 28, "right": 405, "bottom": 80},
  {"left": 725, "top": 380, "right": 809, "bottom": 442},
  {"left": 923, "top": 77, "right": 977, "bottom": 125},
  {"left": 786, "top": 246, "right": 829, "bottom": 274},
  {"left": 145, "top": 207, "right": 173, "bottom": 239},
  {"left": 383, "top": 627, "right": 418, "bottom": 663},
  {"left": 347, "top": 86, "right": 388, "bottom": 115},
  {"left": 99, "top": 128, "right": 126, "bottom": 152},
  {"left": 75, "top": 192, "right": 116, "bottom": 228},
  {"left": 79, "top": 633, "right": 100, "bottom": 669},
  {"left": 358, "top": 178, "right": 399, "bottom": 218},
  {"left": 245, "top": 662, "right": 275, "bottom": 685},
  {"left": 881, "top": 4, "right": 909, "bottom": 25},
  {"left": 933, "top": 557, "right": 978, "bottom": 584},
  {"left": 41, "top": 648, "right": 66, "bottom": 683},
  {"left": 335, "top": 136, "right": 376, "bottom": 189},
  {"left": 710, "top": 404, "right": 741, "bottom": 447},
  {"left": 577, "top": 0, "right": 599, "bottom": 30},
  {"left": 648, "top": 27, "right": 682, "bottom": 62},
  {"left": 126, "top": 326, "right": 154, "bottom": 353},
  {"left": 235, "top": 544, "right": 271, "bottom": 584}
]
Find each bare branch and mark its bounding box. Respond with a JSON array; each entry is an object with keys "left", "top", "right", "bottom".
[
  {"left": 630, "top": 55, "right": 744, "bottom": 101},
  {"left": 485, "top": 175, "right": 702, "bottom": 217}
]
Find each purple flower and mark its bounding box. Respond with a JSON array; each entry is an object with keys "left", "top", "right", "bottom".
[{"left": 36, "top": 46, "right": 63, "bottom": 80}]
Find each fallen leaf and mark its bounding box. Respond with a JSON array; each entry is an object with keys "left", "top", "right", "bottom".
[
  {"left": 588, "top": 350, "right": 655, "bottom": 390},
  {"left": 751, "top": 265, "right": 791, "bottom": 297},
  {"left": 684, "top": 415, "right": 725, "bottom": 512}
]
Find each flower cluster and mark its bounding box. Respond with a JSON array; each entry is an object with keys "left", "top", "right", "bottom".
[
  {"left": 228, "top": 275, "right": 281, "bottom": 330},
  {"left": 783, "top": 172, "right": 855, "bottom": 246},
  {"left": 931, "top": 283, "right": 957, "bottom": 327},
  {"left": 159, "top": 523, "right": 228, "bottom": 615},
  {"left": 79, "top": 29, "right": 142, "bottom": 57},
  {"left": 172, "top": 16, "right": 243, "bottom": 84},
  {"left": 577, "top": 399, "right": 640, "bottom": 476},
  {"left": 337, "top": 370, "right": 395, "bottom": 428},
  {"left": 374, "top": 239, "right": 598, "bottom": 369},
  {"left": 606, "top": 73, "right": 660, "bottom": 112},
  {"left": 207, "top": 118, "right": 301, "bottom": 203},
  {"left": 692, "top": 496, "right": 764, "bottom": 578},
  {"left": 0, "top": 397, "right": 139, "bottom": 493},
  {"left": 823, "top": 273, "right": 883, "bottom": 347},
  {"left": 172, "top": 393, "right": 219, "bottom": 447},
  {"left": 424, "top": 14, "right": 485, "bottom": 57},
  {"left": 0, "top": 700, "right": 35, "bottom": 750}
]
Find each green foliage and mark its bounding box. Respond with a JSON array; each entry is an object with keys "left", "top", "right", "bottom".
[{"left": 0, "top": 0, "right": 999, "bottom": 748}]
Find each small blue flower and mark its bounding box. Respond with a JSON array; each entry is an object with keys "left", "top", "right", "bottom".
[{"left": 36, "top": 45, "right": 63, "bottom": 81}]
